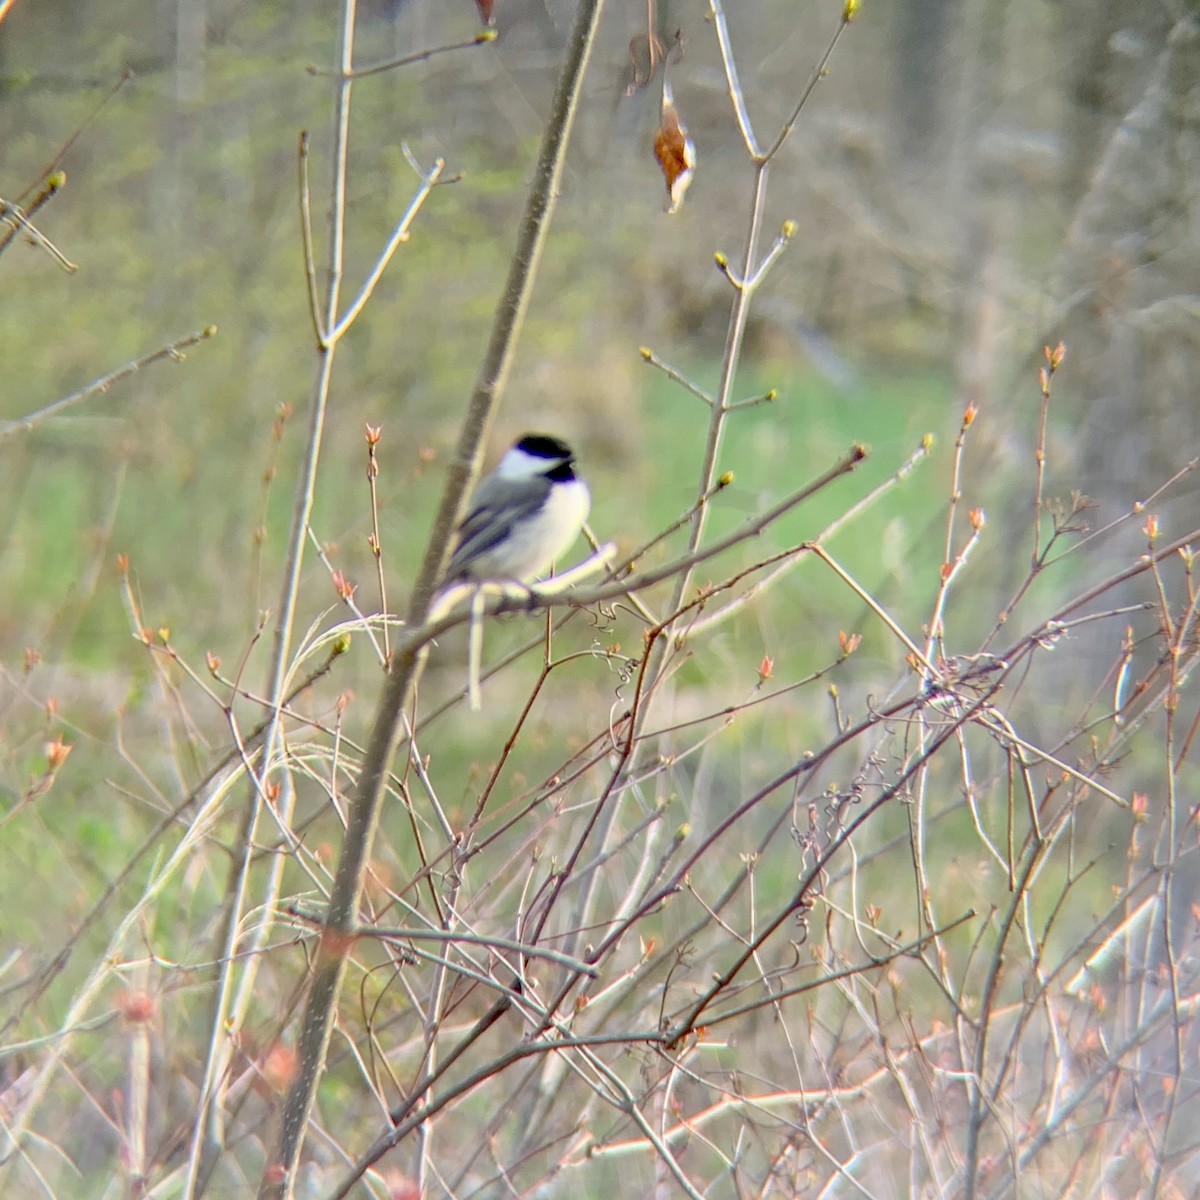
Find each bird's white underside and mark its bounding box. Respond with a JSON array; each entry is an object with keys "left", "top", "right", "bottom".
[{"left": 462, "top": 477, "right": 590, "bottom": 584}]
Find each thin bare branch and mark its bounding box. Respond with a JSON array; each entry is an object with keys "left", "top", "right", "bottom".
[
  {"left": 0, "top": 327, "right": 218, "bottom": 444},
  {"left": 296, "top": 131, "right": 324, "bottom": 344},
  {"left": 327, "top": 150, "right": 447, "bottom": 344},
  {"left": 307, "top": 30, "right": 496, "bottom": 80}
]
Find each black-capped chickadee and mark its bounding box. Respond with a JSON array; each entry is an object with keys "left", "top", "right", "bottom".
[{"left": 443, "top": 433, "right": 590, "bottom": 585}]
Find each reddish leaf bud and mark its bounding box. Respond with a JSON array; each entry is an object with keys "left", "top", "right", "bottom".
[{"left": 44, "top": 734, "right": 72, "bottom": 771}]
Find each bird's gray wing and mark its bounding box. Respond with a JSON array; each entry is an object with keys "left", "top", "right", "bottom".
[{"left": 445, "top": 473, "right": 552, "bottom": 578}]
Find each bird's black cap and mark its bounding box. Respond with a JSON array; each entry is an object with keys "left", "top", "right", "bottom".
[{"left": 515, "top": 433, "right": 574, "bottom": 462}]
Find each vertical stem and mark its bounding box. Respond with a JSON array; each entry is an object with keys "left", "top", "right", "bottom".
[
  {"left": 188, "top": 4, "right": 357, "bottom": 1198},
  {"left": 641, "top": 160, "right": 769, "bottom": 710},
  {"left": 409, "top": 4, "right": 606, "bottom": 618},
  {"left": 258, "top": 4, "right": 606, "bottom": 1195}
]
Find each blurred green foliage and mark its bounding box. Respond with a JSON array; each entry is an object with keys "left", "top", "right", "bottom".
[{"left": 0, "top": 0, "right": 982, "bottom": 707}]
